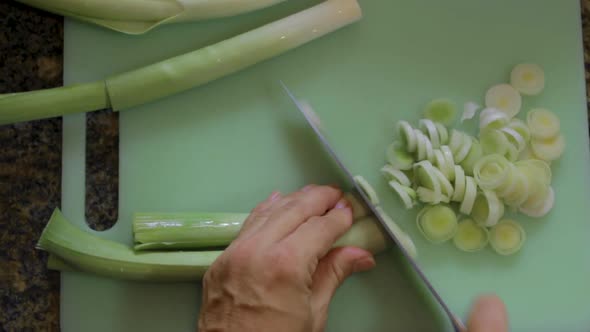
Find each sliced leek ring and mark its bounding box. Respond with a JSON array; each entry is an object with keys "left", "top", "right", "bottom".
[
  {"left": 452, "top": 165, "right": 466, "bottom": 202},
  {"left": 424, "top": 98, "right": 457, "bottom": 126},
  {"left": 489, "top": 219, "right": 526, "bottom": 255},
  {"left": 381, "top": 164, "right": 411, "bottom": 187},
  {"left": 510, "top": 63, "right": 545, "bottom": 96},
  {"left": 385, "top": 142, "right": 415, "bottom": 170},
  {"left": 459, "top": 176, "right": 477, "bottom": 215},
  {"left": 508, "top": 118, "right": 531, "bottom": 142},
  {"left": 388, "top": 181, "right": 416, "bottom": 210},
  {"left": 530, "top": 134, "right": 565, "bottom": 162},
  {"left": 453, "top": 219, "right": 489, "bottom": 252},
  {"left": 519, "top": 186, "right": 554, "bottom": 218},
  {"left": 480, "top": 128, "right": 510, "bottom": 156},
  {"left": 473, "top": 154, "right": 512, "bottom": 190},
  {"left": 501, "top": 127, "right": 526, "bottom": 152},
  {"left": 471, "top": 190, "right": 504, "bottom": 227},
  {"left": 460, "top": 138, "right": 482, "bottom": 176},
  {"left": 527, "top": 108, "right": 560, "bottom": 140},
  {"left": 397, "top": 120, "right": 416, "bottom": 152},
  {"left": 414, "top": 160, "right": 442, "bottom": 203},
  {"left": 416, "top": 187, "right": 450, "bottom": 204},
  {"left": 485, "top": 84, "right": 522, "bottom": 118},
  {"left": 479, "top": 107, "right": 510, "bottom": 130},
  {"left": 416, "top": 205, "right": 458, "bottom": 243},
  {"left": 419, "top": 119, "right": 441, "bottom": 148}
]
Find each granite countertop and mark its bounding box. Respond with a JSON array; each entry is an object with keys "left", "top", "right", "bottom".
[{"left": 1, "top": 1, "right": 590, "bottom": 330}]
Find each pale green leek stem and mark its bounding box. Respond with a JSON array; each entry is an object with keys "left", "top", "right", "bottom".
[
  {"left": 1, "top": 0, "right": 362, "bottom": 124},
  {"left": 41, "top": 209, "right": 390, "bottom": 282}
]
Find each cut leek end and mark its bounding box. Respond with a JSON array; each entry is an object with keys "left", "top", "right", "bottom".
[
  {"left": 333, "top": 216, "right": 390, "bottom": 255},
  {"left": 344, "top": 192, "right": 371, "bottom": 219},
  {"left": 416, "top": 205, "right": 458, "bottom": 244},
  {"left": 489, "top": 219, "right": 525, "bottom": 255},
  {"left": 453, "top": 219, "right": 489, "bottom": 252},
  {"left": 353, "top": 175, "right": 379, "bottom": 205},
  {"left": 374, "top": 207, "right": 418, "bottom": 258}
]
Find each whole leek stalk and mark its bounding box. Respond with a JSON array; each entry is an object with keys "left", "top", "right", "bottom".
[
  {"left": 1, "top": 0, "right": 362, "bottom": 125},
  {"left": 17, "top": 0, "right": 287, "bottom": 35},
  {"left": 40, "top": 208, "right": 390, "bottom": 282}
]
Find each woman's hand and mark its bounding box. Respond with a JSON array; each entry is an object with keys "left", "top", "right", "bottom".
[{"left": 197, "top": 185, "right": 376, "bottom": 332}]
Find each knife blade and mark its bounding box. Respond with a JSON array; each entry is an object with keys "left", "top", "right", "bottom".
[{"left": 279, "top": 81, "right": 465, "bottom": 332}]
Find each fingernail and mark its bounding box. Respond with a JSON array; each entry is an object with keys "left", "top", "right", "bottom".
[
  {"left": 268, "top": 191, "right": 281, "bottom": 202},
  {"left": 301, "top": 184, "right": 315, "bottom": 192},
  {"left": 353, "top": 256, "right": 376, "bottom": 273},
  {"left": 335, "top": 198, "right": 349, "bottom": 209}
]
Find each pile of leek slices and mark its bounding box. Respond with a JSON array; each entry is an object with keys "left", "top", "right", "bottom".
[{"left": 382, "top": 63, "right": 564, "bottom": 256}]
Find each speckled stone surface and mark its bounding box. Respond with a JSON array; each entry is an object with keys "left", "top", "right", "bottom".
[
  {"left": 1, "top": 1, "right": 590, "bottom": 331},
  {"left": 0, "top": 2, "right": 63, "bottom": 331}
]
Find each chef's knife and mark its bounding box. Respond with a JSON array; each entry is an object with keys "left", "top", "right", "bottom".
[{"left": 280, "top": 81, "right": 465, "bottom": 332}]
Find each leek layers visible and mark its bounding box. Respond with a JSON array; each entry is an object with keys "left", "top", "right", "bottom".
[
  {"left": 0, "top": 0, "right": 362, "bottom": 125},
  {"left": 42, "top": 209, "right": 391, "bottom": 281},
  {"left": 38, "top": 209, "right": 222, "bottom": 282},
  {"left": 17, "top": 0, "right": 287, "bottom": 34},
  {"left": 133, "top": 212, "right": 247, "bottom": 250}
]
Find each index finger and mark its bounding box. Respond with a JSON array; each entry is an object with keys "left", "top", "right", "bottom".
[
  {"left": 283, "top": 200, "right": 354, "bottom": 259},
  {"left": 260, "top": 185, "right": 343, "bottom": 241}
]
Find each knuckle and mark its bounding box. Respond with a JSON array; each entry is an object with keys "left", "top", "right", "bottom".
[
  {"left": 284, "top": 199, "right": 309, "bottom": 217},
  {"left": 331, "top": 209, "right": 353, "bottom": 228},
  {"left": 250, "top": 201, "right": 271, "bottom": 215},
  {"left": 223, "top": 242, "right": 258, "bottom": 273},
  {"left": 316, "top": 185, "right": 342, "bottom": 197},
  {"left": 329, "top": 261, "right": 347, "bottom": 284},
  {"left": 267, "top": 246, "right": 301, "bottom": 281}
]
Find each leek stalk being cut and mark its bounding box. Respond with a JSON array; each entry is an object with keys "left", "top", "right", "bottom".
[
  {"left": 17, "top": 0, "right": 286, "bottom": 35},
  {"left": 131, "top": 192, "right": 380, "bottom": 251},
  {"left": 0, "top": 0, "right": 362, "bottom": 125},
  {"left": 40, "top": 209, "right": 392, "bottom": 282},
  {"left": 134, "top": 212, "right": 247, "bottom": 250}
]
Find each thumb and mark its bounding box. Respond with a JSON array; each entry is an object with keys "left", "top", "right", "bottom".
[
  {"left": 467, "top": 294, "right": 508, "bottom": 332},
  {"left": 310, "top": 247, "right": 375, "bottom": 331}
]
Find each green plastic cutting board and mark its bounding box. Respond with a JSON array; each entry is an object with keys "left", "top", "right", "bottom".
[{"left": 60, "top": 0, "right": 590, "bottom": 331}]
